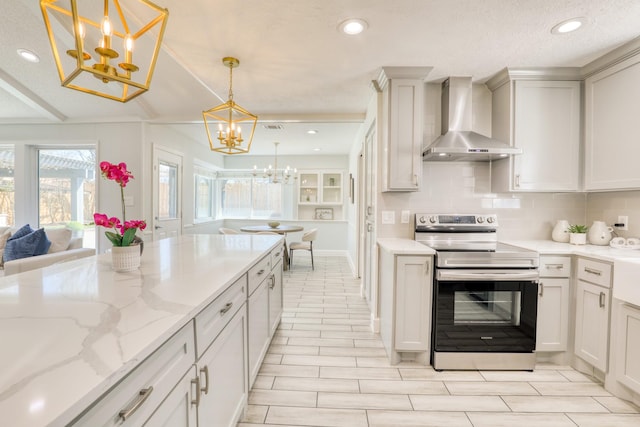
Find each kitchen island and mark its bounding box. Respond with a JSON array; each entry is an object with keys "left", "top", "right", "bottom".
[{"left": 0, "top": 234, "right": 283, "bottom": 427}]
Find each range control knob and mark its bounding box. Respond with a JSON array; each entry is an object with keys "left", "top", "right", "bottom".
[
  {"left": 418, "top": 216, "right": 426, "bottom": 224},
  {"left": 487, "top": 216, "right": 495, "bottom": 223},
  {"left": 476, "top": 216, "right": 484, "bottom": 223},
  {"left": 429, "top": 216, "right": 437, "bottom": 224}
]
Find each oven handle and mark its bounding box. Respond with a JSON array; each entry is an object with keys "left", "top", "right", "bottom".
[{"left": 436, "top": 270, "right": 539, "bottom": 281}]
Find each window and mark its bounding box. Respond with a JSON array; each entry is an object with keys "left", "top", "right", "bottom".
[
  {"left": 194, "top": 172, "right": 215, "bottom": 220},
  {"left": 0, "top": 147, "right": 14, "bottom": 226},
  {"left": 158, "top": 161, "right": 178, "bottom": 220},
  {"left": 38, "top": 148, "right": 96, "bottom": 247},
  {"left": 219, "top": 174, "right": 283, "bottom": 219}
]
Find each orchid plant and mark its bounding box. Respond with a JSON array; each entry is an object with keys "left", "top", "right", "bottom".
[{"left": 94, "top": 161, "right": 147, "bottom": 247}]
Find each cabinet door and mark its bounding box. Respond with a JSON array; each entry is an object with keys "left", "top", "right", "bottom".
[
  {"left": 575, "top": 280, "right": 610, "bottom": 371},
  {"left": 395, "top": 256, "right": 431, "bottom": 351},
  {"left": 269, "top": 261, "right": 283, "bottom": 336},
  {"left": 197, "top": 304, "right": 248, "bottom": 427},
  {"left": 143, "top": 366, "right": 198, "bottom": 427},
  {"left": 383, "top": 78, "right": 424, "bottom": 192},
  {"left": 512, "top": 80, "right": 581, "bottom": 191},
  {"left": 248, "top": 278, "right": 270, "bottom": 387},
  {"left": 536, "top": 278, "right": 569, "bottom": 352},
  {"left": 615, "top": 303, "right": 640, "bottom": 393},
  {"left": 585, "top": 55, "right": 640, "bottom": 190}
]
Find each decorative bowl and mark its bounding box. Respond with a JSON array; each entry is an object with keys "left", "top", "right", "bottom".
[{"left": 268, "top": 221, "right": 280, "bottom": 229}]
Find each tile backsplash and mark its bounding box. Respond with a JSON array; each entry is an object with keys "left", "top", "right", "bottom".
[
  {"left": 586, "top": 191, "right": 640, "bottom": 238},
  {"left": 378, "top": 161, "right": 588, "bottom": 241}
]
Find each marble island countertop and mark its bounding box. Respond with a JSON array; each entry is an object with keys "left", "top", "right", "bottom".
[{"left": 0, "top": 234, "right": 281, "bottom": 427}]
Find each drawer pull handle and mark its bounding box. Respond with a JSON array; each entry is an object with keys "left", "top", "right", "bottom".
[
  {"left": 118, "top": 386, "right": 153, "bottom": 421},
  {"left": 220, "top": 302, "right": 233, "bottom": 315},
  {"left": 584, "top": 267, "right": 602, "bottom": 276},
  {"left": 545, "top": 264, "right": 564, "bottom": 270},
  {"left": 200, "top": 365, "right": 210, "bottom": 395},
  {"left": 191, "top": 376, "right": 201, "bottom": 407},
  {"left": 599, "top": 291, "right": 606, "bottom": 308},
  {"left": 257, "top": 269, "right": 265, "bottom": 275},
  {"left": 539, "top": 282, "right": 544, "bottom": 297}
]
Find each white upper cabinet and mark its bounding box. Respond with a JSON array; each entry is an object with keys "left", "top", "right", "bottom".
[
  {"left": 488, "top": 70, "right": 582, "bottom": 192},
  {"left": 585, "top": 54, "right": 640, "bottom": 190},
  {"left": 376, "top": 66, "right": 432, "bottom": 192}
]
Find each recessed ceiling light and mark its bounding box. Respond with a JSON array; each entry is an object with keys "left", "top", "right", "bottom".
[
  {"left": 313, "top": 148, "right": 321, "bottom": 152},
  {"left": 338, "top": 18, "right": 368, "bottom": 35},
  {"left": 551, "top": 17, "right": 586, "bottom": 34},
  {"left": 17, "top": 48, "right": 40, "bottom": 63},
  {"left": 307, "top": 129, "right": 318, "bottom": 135}
]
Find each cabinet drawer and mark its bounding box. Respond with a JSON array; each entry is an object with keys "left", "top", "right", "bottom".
[
  {"left": 539, "top": 256, "right": 571, "bottom": 278},
  {"left": 195, "top": 274, "right": 247, "bottom": 358},
  {"left": 71, "top": 322, "right": 195, "bottom": 427},
  {"left": 577, "top": 258, "right": 612, "bottom": 288},
  {"left": 248, "top": 254, "right": 271, "bottom": 295},
  {"left": 271, "top": 243, "right": 284, "bottom": 268}
]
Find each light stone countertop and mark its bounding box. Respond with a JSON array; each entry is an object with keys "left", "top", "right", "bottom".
[
  {"left": 503, "top": 239, "right": 640, "bottom": 262},
  {"left": 0, "top": 234, "right": 281, "bottom": 427},
  {"left": 377, "top": 238, "right": 436, "bottom": 255}
]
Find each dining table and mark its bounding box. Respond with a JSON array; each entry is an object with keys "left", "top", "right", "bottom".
[{"left": 240, "top": 224, "right": 304, "bottom": 270}]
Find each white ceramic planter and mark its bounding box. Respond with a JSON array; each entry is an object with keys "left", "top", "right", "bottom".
[
  {"left": 569, "top": 233, "right": 587, "bottom": 245},
  {"left": 111, "top": 245, "right": 141, "bottom": 272}
]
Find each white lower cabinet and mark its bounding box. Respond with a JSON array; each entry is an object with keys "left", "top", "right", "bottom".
[
  {"left": 143, "top": 366, "right": 198, "bottom": 427},
  {"left": 269, "top": 258, "right": 283, "bottom": 336},
  {"left": 537, "top": 278, "right": 570, "bottom": 351},
  {"left": 575, "top": 260, "right": 612, "bottom": 373},
  {"left": 615, "top": 303, "right": 640, "bottom": 394},
  {"left": 536, "top": 256, "right": 571, "bottom": 352},
  {"left": 248, "top": 245, "right": 284, "bottom": 388},
  {"left": 248, "top": 273, "right": 270, "bottom": 387},
  {"left": 196, "top": 305, "right": 248, "bottom": 427},
  {"left": 379, "top": 248, "right": 432, "bottom": 365}
]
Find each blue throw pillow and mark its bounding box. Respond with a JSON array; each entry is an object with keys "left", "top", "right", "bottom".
[
  {"left": 8, "top": 224, "right": 34, "bottom": 242},
  {"left": 3, "top": 228, "right": 52, "bottom": 262}
]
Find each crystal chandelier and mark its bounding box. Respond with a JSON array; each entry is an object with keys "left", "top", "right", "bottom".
[
  {"left": 203, "top": 57, "right": 258, "bottom": 155},
  {"left": 253, "top": 142, "right": 297, "bottom": 184},
  {"left": 40, "top": 0, "right": 169, "bottom": 102}
]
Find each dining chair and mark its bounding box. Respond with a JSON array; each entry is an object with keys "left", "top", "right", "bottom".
[
  {"left": 289, "top": 228, "right": 318, "bottom": 270},
  {"left": 219, "top": 227, "right": 240, "bottom": 234}
]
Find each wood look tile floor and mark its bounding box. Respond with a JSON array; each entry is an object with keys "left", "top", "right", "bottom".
[{"left": 238, "top": 256, "right": 640, "bottom": 427}]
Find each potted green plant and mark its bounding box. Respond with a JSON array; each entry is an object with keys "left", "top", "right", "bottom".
[{"left": 568, "top": 224, "right": 588, "bottom": 245}]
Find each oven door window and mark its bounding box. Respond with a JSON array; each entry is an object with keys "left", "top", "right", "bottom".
[
  {"left": 433, "top": 281, "right": 538, "bottom": 353},
  {"left": 454, "top": 290, "right": 521, "bottom": 325}
]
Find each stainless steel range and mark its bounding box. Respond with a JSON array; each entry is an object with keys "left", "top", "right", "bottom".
[{"left": 415, "top": 214, "right": 539, "bottom": 371}]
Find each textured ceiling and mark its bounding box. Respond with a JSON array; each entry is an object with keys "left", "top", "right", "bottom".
[{"left": 2, "top": 0, "right": 640, "bottom": 155}]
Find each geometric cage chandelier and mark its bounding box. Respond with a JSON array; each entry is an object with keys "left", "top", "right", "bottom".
[
  {"left": 203, "top": 57, "right": 258, "bottom": 155},
  {"left": 40, "top": 0, "right": 169, "bottom": 103}
]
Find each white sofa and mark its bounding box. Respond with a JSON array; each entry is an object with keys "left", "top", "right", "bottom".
[{"left": 0, "top": 226, "right": 95, "bottom": 276}]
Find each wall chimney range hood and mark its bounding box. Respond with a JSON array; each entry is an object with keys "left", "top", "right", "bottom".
[{"left": 422, "top": 77, "right": 521, "bottom": 161}]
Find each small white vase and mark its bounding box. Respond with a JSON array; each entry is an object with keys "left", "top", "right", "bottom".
[
  {"left": 551, "top": 220, "right": 570, "bottom": 243},
  {"left": 569, "top": 233, "right": 587, "bottom": 245},
  {"left": 587, "top": 221, "right": 613, "bottom": 246},
  {"left": 111, "top": 245, "right": 141, "bottom": 272}
]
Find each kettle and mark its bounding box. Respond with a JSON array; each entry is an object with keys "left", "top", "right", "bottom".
[
  {"left": 551, "top": 220, "right": 570, "bottom": 243},
  {"left": 588, "top": 221, "right": 614, "bottom": 246}
]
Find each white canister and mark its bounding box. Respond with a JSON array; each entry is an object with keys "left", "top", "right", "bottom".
[
  {"left": 588, "top": 221, "right": 614, "bottom": 246},
  {"left": 551, "top": 220, "right": 570, "bottom": 243}
]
